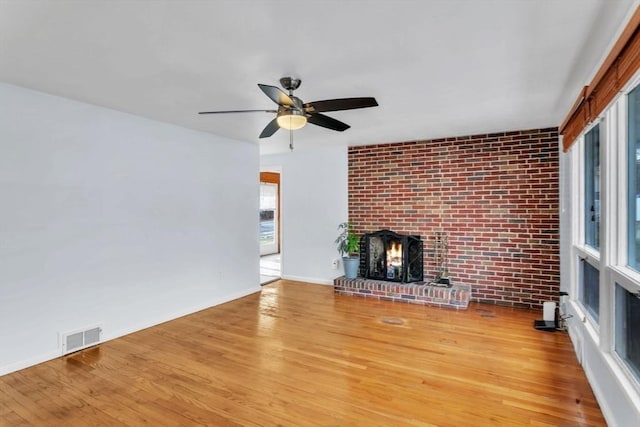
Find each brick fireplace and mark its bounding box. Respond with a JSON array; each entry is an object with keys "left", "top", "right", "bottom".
[
  {"left": 360, "top": 229, "right": 423, "bottom": 282},
  {"left": 346, "top": 127, "right": 559, "bottom": 309},
  {"left": 333, "top": 229, "right": 471, "bottom": 309}
]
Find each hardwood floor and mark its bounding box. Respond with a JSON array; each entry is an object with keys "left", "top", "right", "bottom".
[{"left": 0, "top": 280, "right": 605, "bottom": 426}]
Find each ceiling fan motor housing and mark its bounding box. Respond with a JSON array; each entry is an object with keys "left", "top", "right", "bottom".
[{"left": 280, "top": 77, "right": 301, "bottom": 93}]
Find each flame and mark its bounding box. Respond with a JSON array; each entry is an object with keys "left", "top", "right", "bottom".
[{"left": 387, "top": 242, "right": 403, "bottom": 267}]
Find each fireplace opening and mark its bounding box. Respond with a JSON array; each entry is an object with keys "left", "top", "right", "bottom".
[{"left": 359, "top": 230, "right": 423, "bottom": 283}]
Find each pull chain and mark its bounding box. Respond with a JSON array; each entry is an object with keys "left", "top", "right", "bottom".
[{"left": 289, "top": 128, "right": 294, "bottom": 151}]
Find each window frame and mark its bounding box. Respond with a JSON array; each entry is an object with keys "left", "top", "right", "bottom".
[
  {"left": 572, "top": 70, "right": 640, "bottom": 396},
  {"left": 563, "top": 27, "right": 640, "bottom": 411},
  {"left": 607, "top": 74, "right": 640, "bottom": 393},
  {"left": 580, "top": 256, "right": 601, "bottom": 323},
  {"left": 611, "top": 271, "right": 640, "bottom": 395},
  {"left": 625, "top": 82, "right": 640, "bottom": 274},
  {"left": 609, "top": 73, "right": 640, "bottom": 282},
  {"left": 584, "top": 123, "right": 601, "bottom": 250},
  {"left": 572, "top": 120, "right": 602, "bottom": 332}
]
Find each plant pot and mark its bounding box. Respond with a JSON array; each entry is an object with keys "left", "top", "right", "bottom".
[{"left": 342, "top": 256, "right": 360, "bottom": 279}]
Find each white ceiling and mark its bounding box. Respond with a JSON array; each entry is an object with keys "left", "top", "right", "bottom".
[{"left": 0, "top": 0, "right": 636, "bottom": 154}]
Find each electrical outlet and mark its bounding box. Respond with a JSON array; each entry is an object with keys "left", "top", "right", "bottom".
[{"left": 332, "top": 259, "right": 340, "bottom": 270}]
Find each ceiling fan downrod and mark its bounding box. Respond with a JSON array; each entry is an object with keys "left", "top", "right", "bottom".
[{"left": 280, "top": 77, "right": 301, "bottom": 96}]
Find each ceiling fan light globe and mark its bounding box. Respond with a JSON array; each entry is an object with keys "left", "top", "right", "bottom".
[{"left": 276, "top": 113, "right": 307, "bottom": 130}]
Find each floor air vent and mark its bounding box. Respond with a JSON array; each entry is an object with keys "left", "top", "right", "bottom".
[{"left": 61, "top": 325, "right": 102, "bottom": 355}]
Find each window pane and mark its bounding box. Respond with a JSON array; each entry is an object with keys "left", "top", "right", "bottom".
[
  {"left": 581, "top": 260, "right": 599, "bottom": 322},
  {"left": 615, "top": 284, "right": 640, "bottom": 381},
  {"left": 628, "top": 87, "right": 640, "bottom": 270},
  {"left": 585, "top": 124, "right": 600, "bottom": 250}
]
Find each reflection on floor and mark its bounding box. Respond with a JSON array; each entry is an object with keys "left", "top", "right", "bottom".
[{"left": 260, "top": 253, "right": 281, "bottom": 285}]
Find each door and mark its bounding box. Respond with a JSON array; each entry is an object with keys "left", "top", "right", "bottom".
[{"left": 260, "top": 172, "right": 280, "bottom": 256}]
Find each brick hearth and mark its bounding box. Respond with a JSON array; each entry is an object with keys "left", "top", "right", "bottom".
[{"left": 334, "top": 277, "right": 471, "bottom": 309}]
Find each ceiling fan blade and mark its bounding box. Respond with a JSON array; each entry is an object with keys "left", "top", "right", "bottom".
[
  {"left": 198, "top": 109, "right": 277, "bottom": 114},
  {"left": 304, "top": 97, "right": 378, "bottom": 113},
  {"left": 307, "top": 113, "right": 351, "bottom": 132},
  {"left": 259, "top": 118, "right": 280, "bottom": 138},
  {"left": 258, "top": 84, "right": 295, "bottom": 108}
]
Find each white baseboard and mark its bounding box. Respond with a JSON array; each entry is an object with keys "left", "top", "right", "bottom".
[
  {"left": 0, "top": 350, "right": 62, "bottom": 377},
  {"left": 107, "top": 285, "right": 261, "bottom": 341}
]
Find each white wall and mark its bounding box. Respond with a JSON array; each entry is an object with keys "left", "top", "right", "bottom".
[
  {"left": 0, "top": 83, "right": 260, "bottom": 375},
  {"left": 261, "top": 146, "right": 348, "bottom": 284}
]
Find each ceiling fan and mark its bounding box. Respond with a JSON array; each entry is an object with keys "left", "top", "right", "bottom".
[{"left": 198, "top": 77, "right": 378, "bottom": 142}]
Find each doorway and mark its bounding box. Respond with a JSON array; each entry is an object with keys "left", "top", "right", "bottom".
[{"left": 260, "top": 171, "right": 281, "bottom": 284}]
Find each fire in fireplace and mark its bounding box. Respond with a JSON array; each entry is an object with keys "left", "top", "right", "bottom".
[{"left": 359, "top": 230, "right": 423, "bottom": 283}]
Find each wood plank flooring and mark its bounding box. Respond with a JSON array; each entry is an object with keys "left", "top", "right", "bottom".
[{"left": 0, "top": 280, "right": 605, "bottom": 426}]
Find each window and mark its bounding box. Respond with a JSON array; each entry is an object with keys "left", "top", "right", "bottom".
[
  {"left": 585, "top": 124, "right": 600, "bottom": 250},
  {"left": 615, "top": 284, "right": 640, "bottom": 381},
  {"left": 581, "top": 259, "right": 599, "bottom": 323},
  {"left": 628, "top": 87, "right": 640, "bottom": 270},
  {"left": 565, "top": 76, "right": 640, "bottom": 415},
  {"left": 562, "top": 17, "right": 640, "bottom": 417}
]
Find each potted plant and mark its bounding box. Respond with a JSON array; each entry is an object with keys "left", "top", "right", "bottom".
[{"left": 335, "top": 222, "right": 360, "bottom": 279}]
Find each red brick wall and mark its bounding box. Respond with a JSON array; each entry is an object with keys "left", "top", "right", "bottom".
[{"left": 348, "top": 127, "right": 559, "bottom": 309}]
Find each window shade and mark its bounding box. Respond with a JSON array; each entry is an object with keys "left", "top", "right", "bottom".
[{"left": 560, "top": 6, "right": 640, "bottom": 152}]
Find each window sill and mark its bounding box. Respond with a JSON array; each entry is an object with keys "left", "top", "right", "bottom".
[{"left": 609, "top": 265, "right": 640, "bottom": 291}]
